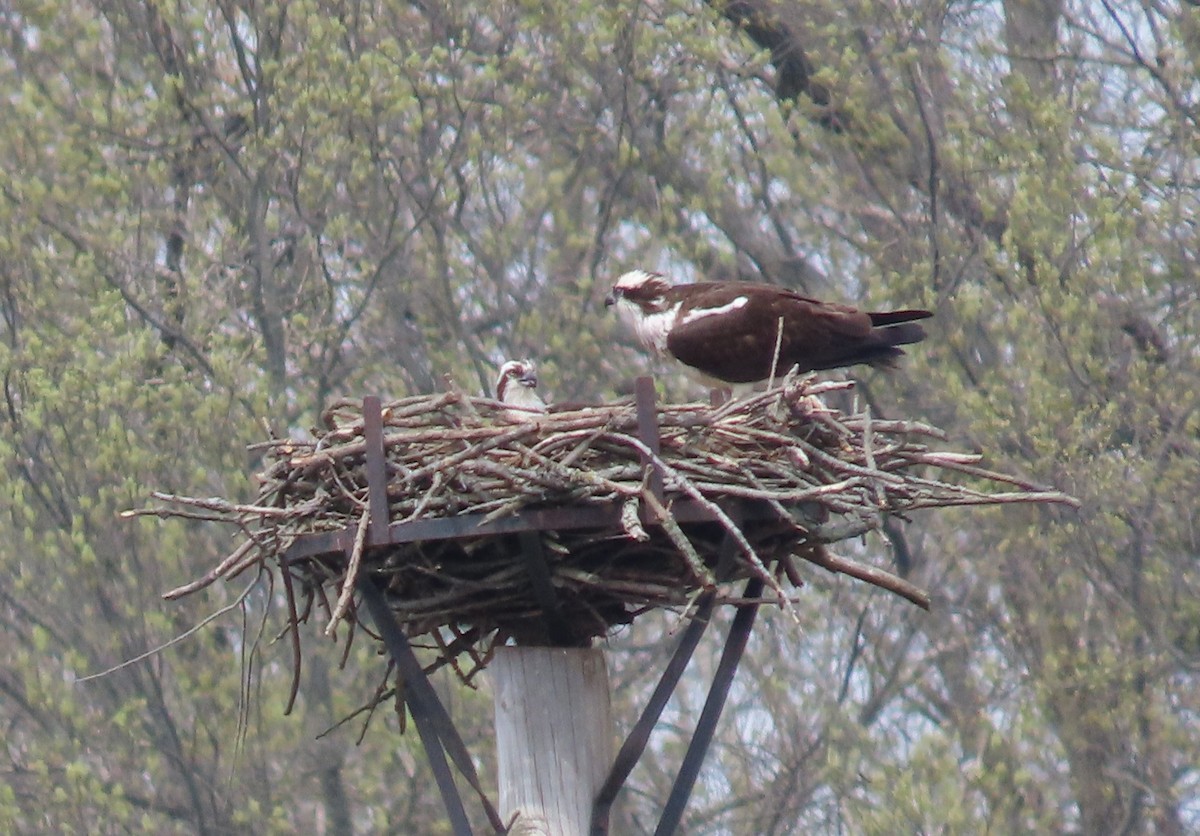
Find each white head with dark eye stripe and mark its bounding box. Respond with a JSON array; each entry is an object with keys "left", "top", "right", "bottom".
[
  {"left": 605, "top": 270, "right": 674, "bottom": 313},
  {"left": 605, "top": 270, "right": 681, "bottom": 354},
  {"left": 495, "top": 359, "right": 547, "bottom": 416}
]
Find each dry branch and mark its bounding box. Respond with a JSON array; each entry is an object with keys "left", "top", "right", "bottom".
[{"left": 145, "top": 375, "right": 1078, "bottom": 690}]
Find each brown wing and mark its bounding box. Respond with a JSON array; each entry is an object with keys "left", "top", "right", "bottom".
[{"left": 665, "top": 284, "right": 879, "bottom": 383}]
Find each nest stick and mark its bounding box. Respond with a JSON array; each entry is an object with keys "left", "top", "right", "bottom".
[
  {"left": 145, "top": 378, "right": 1079, "bottom": 700},
  {"left": 801, "top": 548, "right": 931, "bottom": 610},
  {"left": 162, "top": 539, "right": 255, "bottom": 600},
  {"left": 621, "top": 434, "right": 791, "bottom": 611},
  {"left": 327, "top": 508, "right": 370, "bottom": 635},
  {"left": 640, "top": 487, "right": 716, "bottom": 589}
]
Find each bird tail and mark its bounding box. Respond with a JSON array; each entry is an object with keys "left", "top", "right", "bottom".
[
  {"left": 877, "top": 321, "right": 928, "bottom": 348},
  {"left": 868, "top": 309, "right": 933, "bottom": 327},
  {"left": 862, "top": 313, "right": 931, "bottom": 369},
  {"left": 812, "top": 309, "right": 933, "bottom": 373}
]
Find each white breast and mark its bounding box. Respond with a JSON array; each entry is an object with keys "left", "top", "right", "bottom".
[
  {"left": 616, "top": 298, "right": 680, "bottom": 355},
  {"left": 502, "top": 384, "right": 546, "bottom": 413}
]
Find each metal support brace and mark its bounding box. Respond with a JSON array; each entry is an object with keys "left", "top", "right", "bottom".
[
  {"left": 590, "top": 527, "right": 743, "bottom": 834},
  {"left": 635, "top": 376, "right": 665, "bottom": 501},
  {"left": 589, "top": 592, "right": 716, "bottom": 835},
  {"left": 654, "top": 576, "right": 763, "bottom": 835},
  {"left": 518, "top": 529, "right": 574, "bottom": 645},
  {"left": 362, "top": 396, "right": 390, "bottom": 544},
  {"left": 358, "top": 396, "right": 505, "bottom": 832},
  {"left": 358, "top": 580, "right": 475, "bottom": 835}
]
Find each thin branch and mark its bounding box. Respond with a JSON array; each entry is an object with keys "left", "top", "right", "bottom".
[
  {"left": 326, "top": 508, "right": 370, "bottom": 635},
  {"left": 144, "top": 380, "right": 1075, "bottom": 704},
  {"left": 79, "top": 577, "right": 259, "bottom": 681}
]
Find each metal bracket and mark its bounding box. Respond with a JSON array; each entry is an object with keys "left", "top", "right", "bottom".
[
  {"left": 591, "top": 511, "right": 754, "bottom": 835},
  {"left": 590, "top": 591, "right": 716, "bottom": 835},
  {"left": 635, "top": 376, "right": 665, "bottom": 502},
  {"left": 316, "top": 395, "right": 769, "bottom": 834},
  {"left": 518, "top": 529, "right": 575, "bottom": 646},
  {"left": 655, "top": 577, "right": 762, "bottom": 835},
  {"left": 357, "top": 396, "right": 505, "bottom": 833}
]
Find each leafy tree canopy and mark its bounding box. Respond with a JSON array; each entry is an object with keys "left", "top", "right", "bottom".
[{"left": 2, "top": 0, "right": 1197, "bottom": 831}]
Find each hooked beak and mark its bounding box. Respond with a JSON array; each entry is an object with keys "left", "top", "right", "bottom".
[
  {"left": 519, "top": 371, "right": 538, "bottom": 388},
  {"left": 604, "top": 290, "right": 617, "bottom": 307}
]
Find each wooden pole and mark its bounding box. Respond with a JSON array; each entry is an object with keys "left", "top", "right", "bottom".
[{"left": 493, "top": 647, "right": 613, "bottom": 835}]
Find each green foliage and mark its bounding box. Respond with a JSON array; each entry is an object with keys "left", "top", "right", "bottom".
[{"left": 2, "top": 0, "right": 1198, "bottom": 831}]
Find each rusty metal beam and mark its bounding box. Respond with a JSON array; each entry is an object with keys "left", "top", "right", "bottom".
[
  {"left": 283, "top": 497, "right": 804, "bottom": 561},
  {"left": 357, "top": 577, "right": 478, "bottom": 835},
  {"left": 590, "top": 583, "right": 721, "bottom": 835},
  {"left": 655, "top": 577, "right": 763, "bottom": 835},
  {"left": 518, "top": 530, "right": 575, "bottom": 646},
  {"left": 635, "top": 376, "right": 665, "bottom": 502},
  {"left": 362, "top": 395, "right": 391, "bottom": 544}
]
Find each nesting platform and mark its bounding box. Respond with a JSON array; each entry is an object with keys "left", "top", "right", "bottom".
[{"left": 149, "top": 375, "right": 1076, "bottom": 690}]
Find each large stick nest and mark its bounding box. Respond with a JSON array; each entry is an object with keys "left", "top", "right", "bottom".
[{"left": 145, "top": 376, "right": 1076, "bottom": 690}]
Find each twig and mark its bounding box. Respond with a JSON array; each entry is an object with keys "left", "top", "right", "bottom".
[
  {"left": 640, "top": 487, "right": 716, "bottom": 588},
  {"left": 618, "top": 433, "right": 792, "bottom": 612},
  {"left": 861, "top": 405, "right": 886, "bottom": 507},
  {"left": 768, "top": 316, "right": 785, "bottom": 388},
  {"left": 327, "top": 508, "right": 370, "bottom": 635},
  {"left": 80, "top": 575, "right": 260, "bottom": 681},
  {"left": 800, "top": 548, "right": 931, "bottom": 610},
  {"left": 145, "top": 379, "right": 1078, "bottom": 701},
  {"left": 162, "top": 539, "right": 255, "bottom": 600},
  {"left": 142, "top": 492, "right": 323, "bottom": 518}
]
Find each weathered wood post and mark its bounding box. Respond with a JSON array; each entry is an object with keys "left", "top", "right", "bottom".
[{"left": 492, "top": 647, "right": 613, "bottom": 835}]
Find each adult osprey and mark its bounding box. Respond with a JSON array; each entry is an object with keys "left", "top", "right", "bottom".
[
  {"left": 605, "top": 269, "right": 932, "bottom": 384},
  {"left": 495, "top": 359, "right": 547, "bottom": 419}
]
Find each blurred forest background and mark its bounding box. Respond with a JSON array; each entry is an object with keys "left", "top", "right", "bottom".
[{"left": 2, "top": 0, "right": 1198, "bottom": 832}]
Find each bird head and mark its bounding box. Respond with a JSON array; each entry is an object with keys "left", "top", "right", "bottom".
[
  {"left": 604, "top": 269, "right": 673, "bottom": 314},
  {"left": 495, "top": 359, "right": 539, "bottom": 401}
]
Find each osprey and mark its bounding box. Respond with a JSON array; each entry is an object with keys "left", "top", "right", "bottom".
[
  {"left": 495, "top": 359, "right": 547, "bottom": 419},
  {"left": 605, "top": 269, "right": 932, "bottom": 384}
]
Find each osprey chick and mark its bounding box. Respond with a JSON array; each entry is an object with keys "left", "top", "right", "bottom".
[
  {"left": 495, "top": 359, "right": 547, "bottom": 419},
  {"left": 605, "top": 269, "right": 931, "bottom": 384}
]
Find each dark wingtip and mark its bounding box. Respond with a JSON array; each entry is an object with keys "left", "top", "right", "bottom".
[
  {"left": 869, "top": 309, "right": 933, "bottom": 327},
  {"left": 882, "top": 322, "right": 927, "bottom": 347}
]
